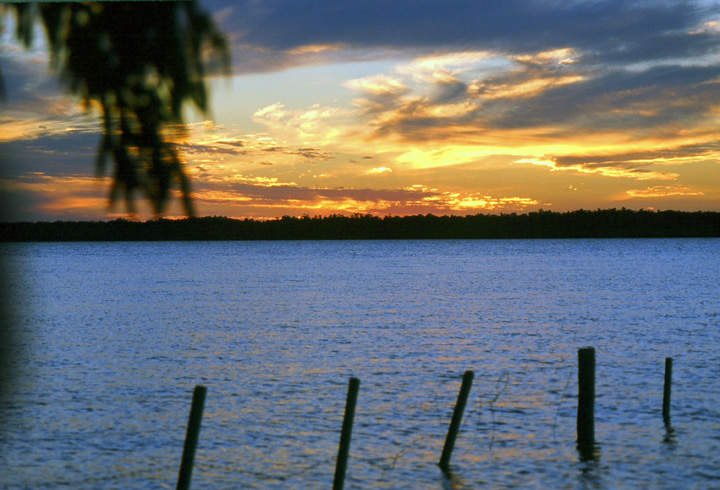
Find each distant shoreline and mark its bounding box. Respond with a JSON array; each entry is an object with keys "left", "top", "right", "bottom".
[{"left": 2, "top": 209, "right": 719, "bottom": 241}]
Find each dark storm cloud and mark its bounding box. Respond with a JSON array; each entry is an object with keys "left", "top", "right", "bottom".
[
  {"left": 292, "top": 147, "right": 332, "bottom": 160},
  {"left": 222, "top": 0, "right": 717, "bottom": 146},
  {"left": 198, "top": 180, "right": 433, "bottom": 204},
  {"left": 0, "top": 46, "right": 64, "bottom": 110},
  {"left": 430, "top": 79, "right": 469, "bottom": 105},
  {"left": 350, "top": 57, "right": 720, "bottom": 143},
  {"left": 555, "top": 142, "right": 720, "bottom": 169},
  {"left": 486, "top": 64, "right": 720, "bottom": 131},
  {"left": 261, "top": 145, "right": 331, "bottom": 160},
  {"left": 213, "top": 0, "right": 719, "bottom": 72},
  {"left": 0, "top": 132, "right": 98, "bottom": 179},
  {"left": 0, "top": 181, "right": 52, "bottom": 221},
  {"left": 177, "top": 142, "right": 246, "bottom": 156},
  {"left": 177, "top": 140, "right": 331, "bottom": 160}
]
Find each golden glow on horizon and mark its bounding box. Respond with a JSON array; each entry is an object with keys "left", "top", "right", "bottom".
[{"left": 187, "top": 177, "right": 542, "bottom": 217}]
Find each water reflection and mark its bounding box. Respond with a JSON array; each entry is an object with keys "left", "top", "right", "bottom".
[
  {"left": 440, "top": 465, "right": 469, "bottom": 490},
  {"left": 663, "top": 424, "right": 676, "bottom": 445},
  {"left": 577, "top": 441, "right": 601, "bottom": 462},
  {"left": 3, "top": 240, "right": 720, "bottom": 489},
  {"left": 576, "top": 454, "right": 605, "bottom": 490}
]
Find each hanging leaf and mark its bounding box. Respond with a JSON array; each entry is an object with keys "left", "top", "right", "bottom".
[{"left": 2, "top": 2, "right": 230, "bottom": 217}]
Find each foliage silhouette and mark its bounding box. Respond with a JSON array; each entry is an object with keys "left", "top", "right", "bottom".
[{"left": 2, "top": 2, "right": 229, "bottom": 216}]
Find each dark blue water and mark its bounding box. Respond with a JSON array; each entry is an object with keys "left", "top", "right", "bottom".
[{"left": 1, "top": 239, "right": 719, "bottom": 489}]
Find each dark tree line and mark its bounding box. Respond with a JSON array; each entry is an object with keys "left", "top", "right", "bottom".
[{"left": 2, "top": 209, "right": 719, "bottom": 242}]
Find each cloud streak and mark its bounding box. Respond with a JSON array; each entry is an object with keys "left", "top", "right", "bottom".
[{"left": 626, "top": 185, "right": 706, "bottom": 198}]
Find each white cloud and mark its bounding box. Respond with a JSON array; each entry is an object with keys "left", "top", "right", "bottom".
[{"left": 343, "top": 74, "right": 409, "bottom": 95}]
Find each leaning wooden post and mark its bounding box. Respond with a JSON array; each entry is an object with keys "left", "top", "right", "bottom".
[
  {"left": 177, "top": 385, "right": 207, "bottom": 490},
  {"left": 663, "top": 357, "right": 673, "bottom": 425},
  {"left": 577, "top": 347, "right": 595, "bottom": 458},
  {"left": 439, "top": 370, "right": 474, "bottom": 472},
  {"left": 333, "top": 377, "right": 360, "bottom": 490}
]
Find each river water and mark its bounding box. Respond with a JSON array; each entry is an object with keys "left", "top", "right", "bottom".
[{"left": 1, "top": 239, "right": 719, "bottom": 489}]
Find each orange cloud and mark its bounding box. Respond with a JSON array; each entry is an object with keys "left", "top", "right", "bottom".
[
  {"left": 1, "top": 174, "right": 111, "bottom": 218},
  {"left": 626, "top": 185, "right": 706, "bottom": 198},
  {"left": 0, "top": 107, "right": 100, "bottom": 142},
  {"left": 220, "top": 175, "right": 295, "bottom": 187},
  {"left": 365, "top": 167, "right": 393, "bottom": 175},
  {"left": 287, "top": 43, "right": 345, "bottom": 55},
  {"left": 513, "top": 48, "right": 579, "bottom": 65},
  {"left": 469, "top": 75, "right": 584, "bottom": 100}
]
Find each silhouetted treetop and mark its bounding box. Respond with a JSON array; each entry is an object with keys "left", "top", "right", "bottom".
[{"left": 4, "top": 2, "right": 230, "bottom": 216}]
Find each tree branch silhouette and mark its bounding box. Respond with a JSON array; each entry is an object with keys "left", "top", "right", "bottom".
[{"left": 2, "top": 2, "right": 230, "bottom": 216}]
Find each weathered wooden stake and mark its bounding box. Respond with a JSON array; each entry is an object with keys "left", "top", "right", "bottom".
[
  {"left": 439, "top": 370, "right": 474, "bottom": 472},
  {"left": 577, "top": 347, "right": 595, "bottom": 456},
  {"left": 177, "top": 385, "right": 207, "bottom": 490},
  {"left": 663, "top": 357, "right": 673, "bottom": 425},
  {"left": 333, "top": 377, "right": 360, "bottom": 490}
]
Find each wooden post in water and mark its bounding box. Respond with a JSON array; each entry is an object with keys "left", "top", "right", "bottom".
[
  {"left": 333, "top": 377, "right": 360, "bottom": 490},
  {"left": 439, "top": 370, "right": 474, "bottom": 472},
  {"left": 663, "top": 357, "right": 673, "bottom": 425},
  {"left": 177, "top": 385, "right": 207, "bottom": 490},
  {"left": 577, "top": 347, "right": 595, "bottom": 457}
]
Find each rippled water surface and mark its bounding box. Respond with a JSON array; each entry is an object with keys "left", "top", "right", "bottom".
[{"left": 1, "top": 239, "right": 719, "bottom": 489}]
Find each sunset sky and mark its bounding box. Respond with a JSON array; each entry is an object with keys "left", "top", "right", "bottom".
[{"left": 1, "top": 0, "right": 719, "bottom": 221}]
